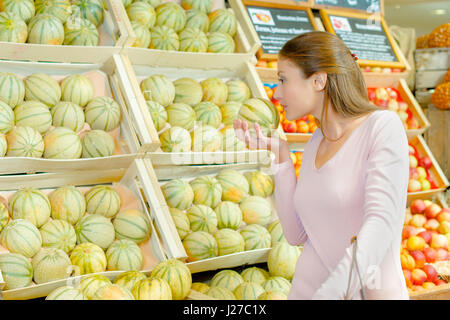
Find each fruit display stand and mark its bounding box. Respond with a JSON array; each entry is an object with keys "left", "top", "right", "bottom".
[
  {"left": 0, "top": 0, "right": 135, "bottom": 64},
  {"left": 0, "top": 159, "right": 169, "bottom": 300},
  {"left": 0, "top": 53, "right": 158, "bottom": 174},
  {"left": 119, "top": 52, "right": 282, "bottom": 166},
  {"left": 407, "top": 135, "right": 449, "bottom": 202},
  {"left": 144, "top": 160, "right": 286, "bottom": 274}
]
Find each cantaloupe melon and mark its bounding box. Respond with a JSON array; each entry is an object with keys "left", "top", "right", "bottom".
[
  {"left": 93, "top": 284, "right": 135, "bottom": 300},
  {"left": 27, "top": 13, "right": 64, "bottom": 45},
  {"left": 40, "top": 219, "right": 77, "bottom": 253},
  {"left": 46, "top": 286, "right": 88, "bottom": 300},
  {"left": 85, "top": 96, "right": 121, "bottom": 132},
  {"left": 150, "top": 258, "right": 192, "bottom": 300},
  {"left": 32, "top": 247, "right": 73, "bottom": 284},
  {"left": 206, "top": 286, "right": 235, "bottom": 300},
  {"left": 161, "top": 179, "right": 194, "bottom": 210},
  {"left": 0, "top": 11, "right": 27, "bottom": 43},
  {"left": 43, "top": 127, "right": 82, "bottom": 159},
  {"left": 215, "top": 169, "right": 249, "bottom": 203},
  {"left": 0, "top": 100, "right": 14, "bottom": 134},
  {"left": 240, "top": 267, "right": 269, "bottom": 285},
  {"left": 240, "top": 196, "right": 272, "bottom": 226},
  {"left": 113, "top": 270, "right": 146, "bottom": 292},
  {"left": 14, "top": 100, "right": 52, "bottom": 134},
  {"left": 267, "top": 242, "right": 302, "bottom": 280},
  {"left": 173, "top": 77, "right": 203, "bottom": 107},
  {"left": 79, "top": 274, "right": 111, "bottom": 299},
  {"left": 149, "top": 25, "right": 180, "bottom": 51},
  {"left": 0, "top": 0, "right": 35, "bottom": 23},
  {"left": 132, "top": 277, "right": 172, "bottom": 300},
  {"left": 106, "top": 239, "right": 143, "bottom": 271},
  {"left": 51, "top": 101, "right": 85, "bottom": 132},
  {"left": 240, "top": 223, "right": 271, "bottom": 251},
  {"left": 60, "top": 74, "right": 94, "bottom": 107},
  {"left": 210, "top": 269, "right": 243, "bottom": 292},
  {"left": 185, "top": 9, "right": 209, "bottom": 33},
  {"left": 190, "top": 175, "right": 222, "bottom": 208},
  {"left": 49, "top": 185, "right": 86, "bottom": 225},
  {"left": 233, "top": 281, "right": 265, "bottom": 300},
  {"left": 126, "top": 1, "right": 156, "bottom": 28},
  {"left": 214, "top": 201, "right": 242, "bottom": 230},
  {"left": 34, "top": 0, "right": 72, "bottom": 23},
  {"left": 72, "top": 0, "right": 104, "bottom": 27},
  {"left": 112, "top": 209, "right": 151, "bottom": 244},
  {"left": 182, "top": 230, "right": 218, "bottom": 261},
  {"left": 169, "top": 207, "right": 190, "bottom": 240},
  {"left": 140, "top": 74, "right": 175, "bottom": 107},
  {"left": 70, "top": 242, "right": 107, "bottom": 275},
  {"left": 9, "top": 187, "right": 51, "bottom": 228},
  {"left": 81, "top": 129, "right": 115, "bottom": 158},
  {"left": 213, "top": 228, "right": 245, "bottom": 256},
  {"left": 0, "top": 252, "right": 33, "bottom": 290},
  {"left": 85, "top": 185, "right": 121, "bottom": 218},
  {"left": 0, "top": 218, "right": 42, "bottom": 258},
  {"left": 146, "top": 100, "right": 167, "bottom": 132},
  {"left": 166, "top": 102, "right": 196, "bottom": 131},
  {"left": 200, "top": 77, "right": 228, "bottom": 106},
  {"left": 155, "top": 2, "right": 186, "bottom": 32},
  {"left": 186, "top": 204, "right": 218, "bottom": 233},
  {"left": 75, "top": 213, "right": 115, "bottom": 250},
  {"left": 6, "top": 126, "right": 44, "bottom": 158},
  {"left": 64, "top": 16, "right": 99, "bottom": 46},
  {"left": 191, "top": 124, "right": 222, "bottom": 152},
  {"left": 159, "top": 126, "right": 191, "bottom": 153},
  {"left": 0, "top": 72, "right": 25, "bottom": 109},
  {"left": 24, "top": 73, "right": 61, "bottom": 107}
]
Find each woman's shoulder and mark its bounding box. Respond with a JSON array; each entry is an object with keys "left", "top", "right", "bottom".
[{"left": 366, "top": 109, "right": 405, "bottom": 136}]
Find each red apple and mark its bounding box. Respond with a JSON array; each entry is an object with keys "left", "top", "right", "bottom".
[
  {"left": 392, "top": 68, "right": 402, "bottom": 73},
  {"left": 283, "top": 122, "right": 297, "bottom": 133},
  {"left": 424, "top": 218, "right": 440, "bottom": 231},
  {"left": 407, "top": 236, "right": 426, "bottom": 251},
  {"left": 409, "top": 155, "right": 418, "bottom": 168},
  {"left": 437, "top": 209, "right": 450, "bottom": 223},
  {"left": 401, "top": 253, "right": 416, "bottom": 271},
  {"left": 375, "top": 87, "right": 389, "bottom": 100},
  {"left": 425, "top": 204, "right": 442, "bottom": 219},
  {"left": 436, "top": 248, "right": 449, "bottom": 261},
  {"left": 410, "top": 199, "right": 426, "bottom": 214},
  {"left": 403, "top": 269, "right": 413, "bottom": 288},
  {"left": 408, "top": 145, "right": 417, "bottom": 156},
  {"left": 422, "top": 264, "right": 439, "bottom": 283},
  {"left": 434, "top": 279, "right": 447, "bottom": 286},
  {"left": 418, "top": 156, "right": 432, "bottom": 170},
  {"left": 438, "top": 220, "right": 450, "bottom": 234},
  {"left": 398, "top": 101, "right": 408, "bottom": 112},
  {"left": 422, "top": 282, "right": 436, "bottom": 290},
  {"left": 423, "top": 247, "right": 437, "bottom": 263},
  {"left": 416, "top": 167, "right": 427, "bottom": 180},
  {"left": 409, "top": 167, "right": 419, "bottom": 180},
  {"left": 410, "top": 214, "right": 427, "bottom": 228},
  {"left": 398, "top": 110, "right": 408, "bottom": 123},
  {"left": 403, "top": 225, "right": 418, "bottom": 239},
  {"left": 408, "top": 179, "right": 422, "bottom": 193},
  {"left": 418, "top": 230, "right": 433, "bottom": 244},
  {"left": 410, "top": 250, "right": 426, "bottom": 268},
  {"left": 407, "top": 118, "right": 420, "bottom": 129},
  {"left": 411, "top": 269, "right": 427, "bottom": 286},
  {"left": 430, "top": 233, "right": 448, "bottom": 250},
  {"left": 404, "top": 209, "right": 413, "bottom": 225},
  {"left": 388, "top": 99, "right": 399, "bottom": 112}
]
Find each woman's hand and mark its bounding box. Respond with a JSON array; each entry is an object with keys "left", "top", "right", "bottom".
[{"left": 233, "top": 119, "right": 290, "bottom": 164}]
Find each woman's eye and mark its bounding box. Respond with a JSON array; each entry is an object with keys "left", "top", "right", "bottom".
[{"left": 278, "top": 78, "right": 284, "bottom": 84}]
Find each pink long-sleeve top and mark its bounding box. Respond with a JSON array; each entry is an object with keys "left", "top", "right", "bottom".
[{"left": 271, "top": 110, "right": 410, "bottom": 300}]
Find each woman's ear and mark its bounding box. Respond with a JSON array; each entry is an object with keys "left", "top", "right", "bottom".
[{"left": 312, "top": 72, "right": 327, "bottom": 91}]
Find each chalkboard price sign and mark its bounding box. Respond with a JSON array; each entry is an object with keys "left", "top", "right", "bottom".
[
  {"left": 314, "top": 0, "right": 382, "bottom": 13},
  {"left": 242, "top": 1, "right": 317, "bottom": 60}
]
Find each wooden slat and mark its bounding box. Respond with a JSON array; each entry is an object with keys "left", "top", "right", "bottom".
[
  {"left": 415, "top": 70, "right": 448, "bottom": 90},
  {"left": 410, "top": 283, "right": 450, "bottom": 300}
]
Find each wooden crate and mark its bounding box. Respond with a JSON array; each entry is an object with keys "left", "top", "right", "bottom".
[
  {"left": 0, "top": 159, "right": 168, "bottom": 300},
  {"left": 0, "top": 0, "right": 134, "bottom": 64},
  {"left": 415, "top": 48, "right": 450, "bottom": 72},
  {"left": 145, "top": 160, "right": 290, "bottom": 274},
  {"left": 407, "top": 135, "right": 449, "bottom": 202},
  {"left": 410, "top": 283, "right": 450, "bottom": 300},
  {"left": 119, "top": 52, "right": 283, "bottom": 166},
  {"left": 0, "top": 54, "right": 158, "bottom": 174}
]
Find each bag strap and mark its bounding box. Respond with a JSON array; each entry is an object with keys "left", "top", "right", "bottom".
[{"left": 344, "top": 236, "right": 366, "bottom": 300}]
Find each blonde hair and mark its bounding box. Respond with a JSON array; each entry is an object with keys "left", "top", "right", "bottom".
[{"left": 279, "top": 31, "right": 377, "bottom": 140}]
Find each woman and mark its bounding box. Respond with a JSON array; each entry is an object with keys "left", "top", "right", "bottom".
[{"left": 234, "top": 31, "right": 410, "bottom": 300}]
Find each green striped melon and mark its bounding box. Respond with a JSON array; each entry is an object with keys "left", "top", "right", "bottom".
[
  {"left": 43, "top": 127, "right": 82, "bottom": 159},
  {"left": 149, "top": 25, "right": 180, "bottom": 51},
  {"left": 75, "top": 214, "right": 115, "bottom": 250},
  {"left": 208, "top": 9, "right": 237, "bottom": 36},
  {"left": 9, "top": 188, "right": 51, "bottom": 228},
  {"left": 210, "top": 269, "right": 243, "bottom": 292},
  {"left": 182, "top": 0, "right": 212, "bottom": 14},
  {"left": 220, "top": 101, "right": 241, "bottom": 126},
  {"left": 166, "top": 103, "right": 196, "bottom": 131},
  {"left": 206, "top": 286, "right": 235, "bottom": 300},
  {"left": 0, "top": 72, "right": 25, "bottom": 109},
  {"left": 79, "top": 274, "right": 111, "bottom": 299},
  {"left": 0, "top": 252, "right": 33, "bottom": 290},
  {"left": 0, "top": 219, "right": 42, "bottom": 258},
  {"left": 0, "top": 12, "right": 27, "bottom": 43},
  {"left": 49, "top": 186, "right": 86, "bottom": 225},
  {"left": 159, "top": 126, "right": 191, "bottom": 152},
  {"left": 106, "top": 239, "right": 143, "bottom": 271},
  {"left": 193, "top": 101, "right": 222, "bottom": 128},
  {"left": 185, "top": 9, "right": 209, "bottom": 33},
  {"left": 46, "top": 286, "right": 88, "bottom": 300},
  {"left": 85, "top": 185, "right": 121, "bottom": 218},
  {"left": 40, "top": 219, "right": 76, "bottom": 253},
  {"left": 182, "top": 230, "right": 218, "bottom": 262},
  {"left": 233, "top": 281, "right": 265, "bottom": 300},
  {"left": 207, "top": 31, "right": 235, "bottom": 53},
  {"left": 85, "top": 96, "right": 121, "bottom": 132},
  {"left": 24, "top": 73, "right": 61, "bottom": 107},
  {"left": 266, "top": 220, "right": 287, "bottom": 246},
  {"left": 134, "top": 0, "right": 161, "bottom": 7},
  {"left": 262, "top": 276, "right": 291, "bottom": 296},
  {"left": 0, "top": 100, "right": 14, "bottom": 134},
  {"left": 240, "top": 196, "right": 272, "bottom": 226},
  {"left": 51, "top": 101, "right": 85, "bottom": 132},
  {"left": 112, "top": 209, "right": 151, "bottom": 244},
  {"left": 0, "top": 202, "right": 9, "bottom": 232},
  {"left": 214, "top": 201, "right": 242, "bottom": 230},
  {"left": 140, "top": 74, "right": 175, "bottom": 107},
  {"left": 191, "top": 282, "right": 209, "bottom": 293},
  {"left": 35, "top": 0, "right": 72, "bottom": 23},
  {"left": 155, "top": 2, "right": 186, "bottom": 32},
  {"left": 240, "top": 267, "right": 269, "bottom": 285},
  {"left": 213, "top": 228, "right": 245, "bottom": 256},
  {"left": 267, "top": 242, "right": 301, "bottom": 280},
  {"left": 150, "top": 258, "right": 192, "bottom": 300},
  {"left": 200, "top": 78, "right": 228, "bottom": 106},
  {"left": 190, "top": 176, "right": 222, "bottom": 208},
  {"left": 173, "top": 77, "right": 203, "bottom": 107},
  {"left": 240, "top": 224, "right": 271, "bottom": 251},
  {"left": 226, "top": 80, "right": 251, "bottom": 103},
  {"left": 113, "top": 270, "right": 147, "bottom": 292},
  {"left": 162, "top": 179, "right": 194, "bottom": 210},
  {"left": 61, "top": 74, "right": 94, "bottom": 107},
  {"left": 14, "top": 100, "right": 52, "bottom": 134},
  {"left": 239, "top": 98, "right": 279, "bottom": 136},
  {"left": 179, "top": 27, "right": 208, "bottom": 52},
  {"left": 93, "top": 284, "right": 135, "bottom": 300},
  {"left": 0, "top": 0, "right": 35, "bottom": 23},
  {"left": 6, "top": 126, "right": 44, "bottom": 158},
  {"left": 131, "top": 21, "right": 151, "bottom": 48},
  {"left": 81, "top": 130, "right": 115, "bottom": 158},
  {"left": 215, "top": 169, "right": 249, "bottom": 203},
  {"left": 245, "top": 171, "right": 274, "bottom": 198},
  {"left": 191, "top": 125, "right": 222, "bottom": 152},
  {"left": 72, "top": 0, "right": 104, "bottom": 27},
  {"left": 126, "top": 1, "right": 156, "bottom": 28},
  {"left": 258, "top": 291, "right": 287, "bottom": 300},
  {"left": 64, "top": 16, "right": 99, "bottom": 46},
  {"left": 0, "top": 133, "right": 5, "bottom": 156},
  {"left": 70, "top": 242, "right": 107, "bottom": 275},
  {"left": 32, "top": 247, "right": 73, "bottom": 284},
  {"left": 186, "top": 204, "right": 217, "bottom": 233},
  {"left": 132, "top": 277, "right": 172, "bottom": 300},
  {"left": 221, "top": 126, "right": 246, "bottom": 152},
  {"left": 27, "top": 13, "right": 64, "bottom": 45},
  {"left": 169, "top": 207, "right": 190, "bottom": 240},
  {"left": 146, "top": 100, "right": 167, "bottom": 131}
]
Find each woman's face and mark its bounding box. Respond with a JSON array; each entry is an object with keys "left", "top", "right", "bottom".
[{"left": 274, "top": 57, "right": 326, "bottom": 121}]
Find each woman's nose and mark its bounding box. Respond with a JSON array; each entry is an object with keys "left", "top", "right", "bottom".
[{"left": 273, "top": 89, "right": 281, "bottom": 101}]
